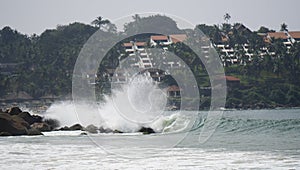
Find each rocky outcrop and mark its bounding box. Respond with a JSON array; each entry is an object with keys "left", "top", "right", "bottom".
[
  {"left": 0, "top": 106, "right": 157, "bottom": 136},
  {"left": 69, "top": 124, "right": 83, "bottom": 131},
  {"left": 6, "top": 107, "right": 22, "bottom": 115},
  {"left": 138, "top": 127, "right": 155, "bottom": 134},
  {"left": 80, "top": 132, "right": 88, "bottom": 135},
  {"left": 44, "top": 118, "right": 60, "bottom": 130},
  {"left": 31, "top": 122, "right": 51, "bottom": 132},
  {"left": 0, "top": 107, "right": 49, "bottom": 136},
  {"left": 57, "top": 126, "right": 71, "bottom": 131},
  {"left": 84, "top": 124, "right": 98, "bottom": 134},
  {"left": 0, "top": 113, "right": 28, "bottom": 136},
  {"left": 98, "top": 126, "right": 113, "bottom": 133},
  {"left": 0, "top": 132, "right": 12, "bottom": 136},
  {"left": 18, "top": 112, "right": 42, "bottom": 125},
  {"left": 27, "top": 128, "right": 43, "bottom": 135},
  {"left": 113, "top": 129, "right": 123, "bottom": 133},
  {"left": 57, "top": 124, "right": 83, "bottom": 131}
]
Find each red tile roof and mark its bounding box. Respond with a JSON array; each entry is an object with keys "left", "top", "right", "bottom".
[
  {"left": 225, "top": 76, "right": 240, "bottom": 81},
  {"left": 123, "top": 42, "right": 133, "bottom": 47},
  {"left": 151, "top": 35, "right": 168, "bottom": 41},
  {"left": 267, "top": 32, "right": 288, "bottom": 39},
  {"left": 169, "top": 34, "right": 187, "bottom": 43},
  {"left": 289, "top": 31, "right": 300, "bottom": 39},
  {"left": 135, "top": 42, "right": 146, "bottom": 46}
]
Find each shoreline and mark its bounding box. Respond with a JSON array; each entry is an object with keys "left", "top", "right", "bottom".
[
  {"left": 1, "top": 99, "right": 300, "bottom": 112},
  {"left": 0, "top": 106, "right": 156, "bottom": 137}
]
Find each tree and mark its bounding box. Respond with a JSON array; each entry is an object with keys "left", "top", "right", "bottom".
[
  {"left": 223, "top": 13, "right": 231, "bottom": 24},
  {"left": 132, "top": 14, "right": 141, "bottom": 22},
  {"left": 124, "top": 14, "right": 182, "bottom": 35},
  {"left": 91, "top": 16, "right": 110, "bottom": 29},
  {"left": 101, "top": 23, "right": 117, "bottom": 33},
  {"left": 257, "top": 26, "right": 275, "bottom": 33},
  {"left": 222, "top": 23, "right": 231, "bottom": 34},
  {"left": 196, "top": 24, "right": 222, "bottom": 43},
  {"left": 280, "top": 23, "right": 288, "bottom": 31},
  {"left": 271, "top": 38, "right": 288, "bottom": 76}
]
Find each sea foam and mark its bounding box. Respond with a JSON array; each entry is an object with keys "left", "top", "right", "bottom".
[{"left": 44, "top": 75, "right": 189, "bottom": 133}]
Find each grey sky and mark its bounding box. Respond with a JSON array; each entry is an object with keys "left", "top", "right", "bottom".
[{"left": 1, "top": 0, "right": 299, "bottom": 35}]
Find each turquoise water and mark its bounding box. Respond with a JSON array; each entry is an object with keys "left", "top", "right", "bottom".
[
  {"left": 183, "top": 109, "right": 300, "bottom": 150},
  {"left": 0, "top": 109, "right": 299, "bottom": 169}
]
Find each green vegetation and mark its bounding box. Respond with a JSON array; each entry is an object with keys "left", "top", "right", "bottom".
[
  {"left": 0, "top": 15, "right": 299, "bottom": 109},
  {"left": 197, "top": 21, "right": 300, "bottom": 108},
  {"left": 0, "top": 23, "right": 98, "bottom": 98}
]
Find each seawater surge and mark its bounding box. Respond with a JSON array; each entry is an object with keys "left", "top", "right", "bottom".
[{"left": 44, "top": 75, "right": 191, "bottom": 133}]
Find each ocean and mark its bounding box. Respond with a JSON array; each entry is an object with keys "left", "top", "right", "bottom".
[{"left": 0, "top": 108, "right": 299, "bottom": 169}]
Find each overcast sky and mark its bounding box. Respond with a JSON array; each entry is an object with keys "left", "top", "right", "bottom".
[{"left": 1, "top": 0, "right": 299, "bottom": 35}]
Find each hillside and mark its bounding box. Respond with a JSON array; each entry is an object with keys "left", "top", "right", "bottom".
[{"left": 0, "top": 15, "right": 300, "bottom": 109}]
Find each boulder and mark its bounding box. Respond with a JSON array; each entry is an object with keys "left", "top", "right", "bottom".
[
  {"left": 18, "top": 112, "right": 42, "bottom": 125},
  {"left": 138, "top": 127, "right": 155, "bottom": 134},
  {"left": 11, "top": 115, "right": 30, "bottom": 128},
  {"left": 57, "top": 126, "right": 70, "bottom": 131},
  {"left": 0, "top": 113, "right": 28, "bottom": 136},
  {"left": 32, "top": 115, "right": 43, "bottom": 123},
  {"left": 27, "top": 128, "right": 43, "bottom": 136},
  {"left": 69, "top": 124, "right": 83, "bottom": 131},
  {"left": 30, "top": 122, "right": 51, "bottom": 132},
  {"left": 113, "top": 129, "right": 123, "bottom": 133},
  {"left": 0, "top": 132, "right": 12, "bottom": 136},
  {"left": 57, "top": 124, "right": 83, "bottom": 131},
  {"left": 7, "top": 107, "right": 22, "bottom": 115},
  {"left": 84, "top": 124, "right": 98, "bottom": 134},
  {"left": 43, "top": 118, "right": 60, "bottom": 130},
  {"left": 80, "top": 132, "right": 88, "bottom": 136},
  {"left": 99, "top": 126, "right": 113, "bottom": 133}
]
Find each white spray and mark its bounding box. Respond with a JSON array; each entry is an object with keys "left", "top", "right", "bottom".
[{"left": 44, "top": 75, "right": 189, "bottom": 133}]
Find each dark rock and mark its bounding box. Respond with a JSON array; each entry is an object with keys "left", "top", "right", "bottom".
[
  {"left": 69, "top": 124, "right": 83, "bottom": 131},
  {"left": 84, "top": 124, "right": 98, "bottom": 134},
  {"left": 57, "top": 124, "right": 83, "bottom": 131},
  {"left": 138, "top": 127, "right": 155, "bottom": 134},
  {"left": 18, "top": 112, "right": 42, "bottom": 125},
  {"left": 80, "top": 132, "right": 88, "bottom": 136},
  {"left": 32, "top": 115, "right": 43, "bottom": 123},
  {"left": 113, "top": 129, "right": 123, "bottom": 133},
  {"left": 57, "top": 126, "right": 70, "bottom": 131},
  {"left": 44, "top": 118, "right": 60, "bottom": 130},
  {"left": 11, "top": 115, "right": 30, "bottom": 128},
  {"left": 18, "top": 112, "right": 34, "bottom": 124},
  {"left": 99, "top": 126, "right": 113, "bottom": 133},
  {"left": 30, "top": 122, "right": 51, "bottom": 132},
  {"left": 27, "top": 128, "right": 43, "bottom": 136},
  {"left": 7, "top": 107, "right": 22, "bottom": 115},
  {"left": 0, "top": 113, "right": 28, "bottom": 136},
  {"left": 0, "top": 132, "right": 12, "bottom": 136}
]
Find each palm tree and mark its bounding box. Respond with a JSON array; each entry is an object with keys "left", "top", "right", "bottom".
[
  {"left": 132, "top": 14, "right": 141, "bottom": 22},
  {"left": 223, "top": 13, "right": 231, "bottom": 24},
  {"left": 91, "top": 16, "right": 110, "bottom": 29},
  {"left": 280, "top": 23, "right": 288, "bottom": 31}
]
